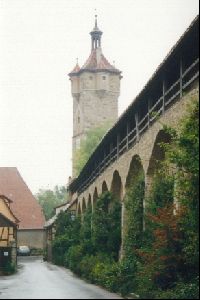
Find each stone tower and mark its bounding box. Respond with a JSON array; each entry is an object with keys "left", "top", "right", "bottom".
[{"left": 69, "top": 16, "right": 122, "bottom": 176}]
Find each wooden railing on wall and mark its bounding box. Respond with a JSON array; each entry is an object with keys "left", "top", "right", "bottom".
[{"left": 76, "top": 57, "right": 199, "bottom": 195}]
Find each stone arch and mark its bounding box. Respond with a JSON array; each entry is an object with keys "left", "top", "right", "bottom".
[
  {"left": 82, "top": 198, "right": 87, "bottom": 214},
  {"left": 147, "top": 129, "right": 172, "bottom": 177},
  {"left": 77, "top": 202, "right": 81, "bottom": 215},
  {"left": 111, "top": 170, "right": 123, "bottom": 201},
  {"left": 146, "top": 129, "right": 174, "bottom": 209},
  {"left": 87, "top": 194, "right": 92, "bottom": 209},
  {"left": 93, "top": 187, "right": 98, "bottom": 207},
  {"left": 102, "top": 181, "right": 109, "bottom": 194},
  {"left": 126, "top": 155, "right": 145, "bottom": 188}
]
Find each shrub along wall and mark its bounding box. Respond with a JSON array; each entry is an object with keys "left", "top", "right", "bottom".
[
  {"left": 52, "top": 192, "right": 122, "bottom": 280},
  {"left": 52, "top": 100, "right": 199, "bottom": 299}
]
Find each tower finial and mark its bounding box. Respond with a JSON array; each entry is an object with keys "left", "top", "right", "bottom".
[{"left": 95, "top": 10, "right": 98, "bottom": 28}]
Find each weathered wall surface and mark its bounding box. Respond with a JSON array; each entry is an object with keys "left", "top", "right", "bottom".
[
  {"left": 72, "top": 71, "right": 121, "bottom": 176},
  {"left": 18, "top": 229, "right": 45, "bottom": 249}
]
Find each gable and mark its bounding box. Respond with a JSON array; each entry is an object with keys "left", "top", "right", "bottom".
[{"left": 0, "top": 168, "right": 45, "bottom": 229}]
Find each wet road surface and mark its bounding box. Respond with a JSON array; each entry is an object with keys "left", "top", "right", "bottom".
[{"left": 0, "top": 256, "right": 122, "bottom": 299}]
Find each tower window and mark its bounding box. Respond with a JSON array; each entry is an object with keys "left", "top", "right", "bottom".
[
  {"left": 102, "top": 76, "right": 106, "bottom": 80},
  {"left": 89, "top": 76, "right": 93, "bottom": 80},
  {"left": 78, "top": 116, "right": 80, "bottom": 124}
]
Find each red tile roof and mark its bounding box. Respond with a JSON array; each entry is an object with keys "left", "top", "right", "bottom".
[
  {"left": 69, "top": 63, "right": 81, "bottom": 75},
  {"left": 81, "top": 49, "right": 121, "bottom": 73},
  {"left": 0, "top": 168, "right": 45, "bottom": 229},
  {"left": 69, "top": 49, "right": 121, "bottom": 76}
]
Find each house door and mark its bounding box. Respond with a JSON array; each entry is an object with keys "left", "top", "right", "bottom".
[{"left": 0, "top": 247, "right": 11, "bottom": 268}]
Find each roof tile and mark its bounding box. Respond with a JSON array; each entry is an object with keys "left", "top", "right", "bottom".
[
  {"left": 0, "top": 168, "right": 45, "bottom": 229},
  {"left": 69, "top": 63, "right": 81, "bottom": 75},
  {"left": 81, "top": 49, "right": 120, "bottom": 73}
]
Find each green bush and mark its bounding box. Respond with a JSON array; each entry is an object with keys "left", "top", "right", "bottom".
[
  {"left": 52, "top": 211, "right": 81, "bottom": 265},
  {"left": 92, "top": 261, "right": 118, "bottom": 291},
  {"left": 64, "top": 244, "right": 83, "bottom": 275},
  {"left": 79, "top": 254, "right": 110, "bottom": 282},
  {"left": 115, "top": 258, "right": 137, "bottom": 296},
  {"left": 92, "top": 192, "right": 121, "bottom": 259},
  {"left": 52, "top": 235, "right": 70, "bottom": 265},
  {"left": 79, "top": 255, "right": 97, "bottom": 282},
  {"left": 80, "top": 206, "right": 95, "bottom": 255},
  {"left": 90, "top": 256, "right": 137, "bottom": 296},
  {"left": 157, "top": 277, "right": 199, "bottom": 299}
]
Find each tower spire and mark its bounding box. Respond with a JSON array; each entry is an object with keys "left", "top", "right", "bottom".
[
  {"left": 90, "top": 14, "right": 103, "bottom": 51},
  {"left": 95, "top": 14, "right": 98, "bottom": 29}
]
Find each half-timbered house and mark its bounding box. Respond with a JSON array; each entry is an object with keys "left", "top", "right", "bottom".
[{"left": 0, "top": 195, "right": 19, "bottom": 272}]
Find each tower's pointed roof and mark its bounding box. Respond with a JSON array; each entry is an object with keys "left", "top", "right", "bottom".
[
  {"left": 69, "top": 59, "right": 81, "bottom": 76},
  {"left": 80, "top": 48, "right": 121, "bottom": 74},
  {"left": 69, "top": 16, "right": 121, "bottom": 76}
]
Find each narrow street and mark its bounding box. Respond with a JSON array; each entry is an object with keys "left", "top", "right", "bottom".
[{"left": 0, "top": 257, "right": 122, "bottom": 299}]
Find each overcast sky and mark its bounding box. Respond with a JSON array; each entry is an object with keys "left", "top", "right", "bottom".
[{"left": 0, "top": 0, "right": 199, "bottom": 193}]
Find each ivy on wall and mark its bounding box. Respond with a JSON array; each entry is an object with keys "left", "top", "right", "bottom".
[{"left": 124, "top": 172, "right": 145, "bottom": 255}]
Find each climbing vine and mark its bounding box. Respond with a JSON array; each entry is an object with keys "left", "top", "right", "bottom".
[
  {"left": 124, "top": 172, "right": 145, "bottom": 256},
  {"left": 135, "top": 99, "right": 199, "bottom": 299},
  {"left": 92, "top": 192, "right": 122, "bottom": 259}
]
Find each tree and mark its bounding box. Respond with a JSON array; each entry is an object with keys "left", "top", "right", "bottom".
[
  {"left": 125, "top": 172, "right": 145, "bottom": 255},
  {"left": 134, "top": 203, "right": 186, "bottom": 300},
  {"left": 73, "top": 122, "right": 112, "bottom": 176},
  {"left": 80, "top": 205, "right": 94, "bottom": 254},
  {"left": 167, "top": 100, "right": 199, "bottom": 278},
  {"left": 36, "top": 185, "right": 68, "bottom": 220},
  {"left": 92, "top": 192, "right": 121, "bottom": 260},
  {"left": 136, "top": 99, "right": 199, "bottom": 298},
  {"left": 52, "top": 211, "right": 81, "bottom": 266}
]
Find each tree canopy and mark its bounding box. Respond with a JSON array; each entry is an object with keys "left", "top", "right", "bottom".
[
  {"left": 36, "top": 185, "right": 68, "bottom": 220},
  {"left": 73, "top": 122, "right": 112, "bottom": 176}
]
